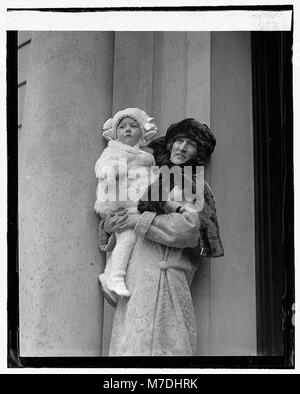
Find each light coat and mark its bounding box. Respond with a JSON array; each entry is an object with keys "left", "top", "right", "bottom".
[
  {"left": 94, "top": 140, "right": 156, "bottom": 215},
  {"left": 98, "top": 182, "right": 224, "bottom": 356}
]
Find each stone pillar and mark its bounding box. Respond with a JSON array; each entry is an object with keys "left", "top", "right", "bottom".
[
  {"left": 210, "top": 32, "right": 256, "bottom": 355},
  {"left": 19, "top": 32, "right": 114, "bottom": 356}
]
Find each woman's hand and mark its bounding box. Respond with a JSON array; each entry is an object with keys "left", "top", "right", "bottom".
[
  {"left": 104, "top": 209, "right": 128, "bottom": 234},
  {"left": 115, "top": 214, "right": 140, "bottom": 232},
  {"left": 104, "top": 211, "right": 140, "bottom": 233}
]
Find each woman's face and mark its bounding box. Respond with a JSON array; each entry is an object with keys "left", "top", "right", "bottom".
[
  {"left": 170, "top": 136, "right": 198, "bottom": 164},
  {"left": 116, "top": 117, "right": 142, "bottom": 147}
]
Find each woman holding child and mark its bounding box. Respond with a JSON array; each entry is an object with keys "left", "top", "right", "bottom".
[{"left": 95, "top": 108, "right": 224, "bottom": 356}]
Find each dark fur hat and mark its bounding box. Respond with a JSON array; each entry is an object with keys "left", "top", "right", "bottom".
[{"left": 165, "top": 118, "right": 216, "bottom": 160}]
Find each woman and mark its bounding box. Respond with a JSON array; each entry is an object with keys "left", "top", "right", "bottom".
[{"left": 98, "top": 118, "right": 224, "bottom": 356}]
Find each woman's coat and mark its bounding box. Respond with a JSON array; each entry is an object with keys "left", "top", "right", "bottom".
[{"left": 98, "top": 184, "right": 224, "bottom": 356}]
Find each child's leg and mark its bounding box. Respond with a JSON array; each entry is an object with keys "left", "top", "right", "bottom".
[
  {"left": 97, "top": 213, "right": 113, "bottom": 282},
  {"left": 106, "top": 229, "right": 137, "bottom": 297},
  {"left": 99, "top": 252, "right": 117, "bottom": 307},
  {"left": 100, "top": 250, "right": 113, "bottom": 277}
]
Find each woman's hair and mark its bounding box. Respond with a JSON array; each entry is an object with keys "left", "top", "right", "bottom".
[
  {"left": 149, "top": 118, "right": 216, "bottom": 167},
  {"left": 165, "top": 118, "right": 216, "bottom": 162}
]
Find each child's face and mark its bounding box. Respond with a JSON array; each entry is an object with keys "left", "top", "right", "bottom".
[{"left": 116, "top": 117, "right": 142, "bottom": 147}]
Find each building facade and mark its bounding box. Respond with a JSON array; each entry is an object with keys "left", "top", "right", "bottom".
[{"left": 17, "top": 31, "right": 287, "bottom": 357}]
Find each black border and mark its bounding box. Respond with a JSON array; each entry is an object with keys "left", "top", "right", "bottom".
[
  {"left": 7, "top": 5, "right": 294, "bottom": 12},
  {"left": 7, "top": 6, "right": 295, "bottom": 370},
  {"left": 251, "top": 31, "right": 294, "bottom": 361},
  {"left": 7, "top": 355, "right": 292, "bottom": 369},
  {"left": 7, "top": 31, "right": 20, "bottom": 369}
]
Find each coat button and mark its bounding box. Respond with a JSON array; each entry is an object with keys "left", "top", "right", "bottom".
[{"left": 159, "top": 260, "right": 168, "bottom": 270}]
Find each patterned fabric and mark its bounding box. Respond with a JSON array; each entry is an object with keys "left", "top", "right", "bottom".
[{"left": 197, "top": 182, "right": 224, "bottom": 258}]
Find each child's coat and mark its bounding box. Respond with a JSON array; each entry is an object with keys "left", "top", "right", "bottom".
[{"left": 94, "top": 140, "right": 156, "bottom": 216}]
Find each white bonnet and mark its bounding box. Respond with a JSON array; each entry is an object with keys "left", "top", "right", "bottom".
[{"left": 102, "top": 107, "right": 158, "bottom": 146}]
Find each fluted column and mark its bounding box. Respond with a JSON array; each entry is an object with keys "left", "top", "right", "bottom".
[{"left": 19, "top": 32, "right": 114, "bottom": 356}]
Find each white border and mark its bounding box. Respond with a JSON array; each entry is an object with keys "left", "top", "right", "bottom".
[
  {"left": 5, "top": 10, "right": 292, "bottom": 31},
  {"left": 1, "top": 0, "right": 298, "bottom": 375}
]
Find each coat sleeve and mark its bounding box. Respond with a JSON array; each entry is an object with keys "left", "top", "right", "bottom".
[
  {"left": 134, "top": 182, "right": 224, "bottom": 258},
  {"left": 134, "top": 211, "right": 200, "bottom": 249}
]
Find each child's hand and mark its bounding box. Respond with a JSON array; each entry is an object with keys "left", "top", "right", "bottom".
[
  {"left": 178, "top": 205, "right": 197, "bottom": 213},
  {"left": 181, "top": 205, "right": 198, "bottom": 215},
  {"left": 164, "top": 201, "right": 182, "bottom": 214}
]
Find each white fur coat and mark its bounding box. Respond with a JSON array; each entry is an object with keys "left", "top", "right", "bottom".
[{"left": 94, "top": 140, "right": 156, "bottom": 215}]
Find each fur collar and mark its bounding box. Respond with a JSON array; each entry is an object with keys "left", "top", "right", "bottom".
[{"left": 108, "top": 139, "right": 143, "bottom": 154}]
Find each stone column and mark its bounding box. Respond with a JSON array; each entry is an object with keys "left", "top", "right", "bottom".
[
  {"left": 19, "top": 32, "right": 114, "bottom": 356},
  {"left": 210, "top": 32, "right": 256, "bottom": 355}
]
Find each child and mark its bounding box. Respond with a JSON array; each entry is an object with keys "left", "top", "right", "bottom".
[{"left": 94, "top": 108, "right": 157, "bottom": 300}]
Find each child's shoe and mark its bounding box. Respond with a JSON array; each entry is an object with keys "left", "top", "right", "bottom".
[
  {"left": 99, "top": 273, "right": 118, "bottom": 307},
  {"left": 106, "top": 274, "right": 131, "bottom": 298}
]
